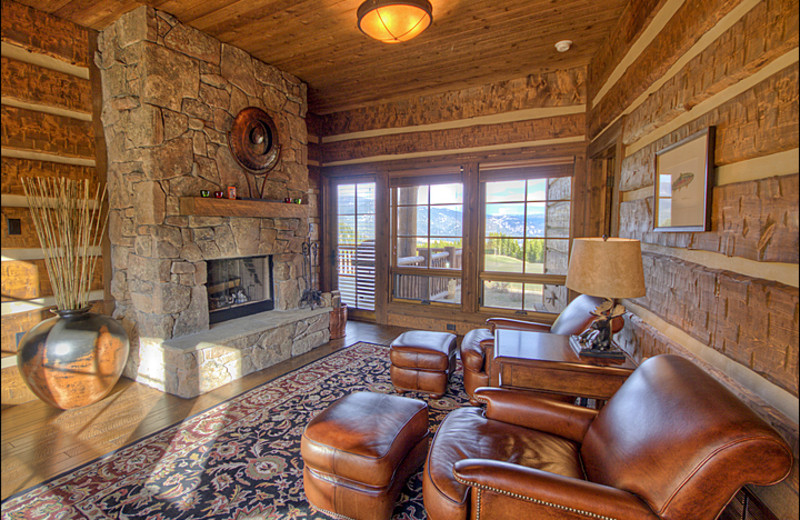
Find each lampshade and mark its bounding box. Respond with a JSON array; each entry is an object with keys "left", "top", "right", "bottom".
[
  {"left": 565, "top": 237, "right": 646, "bottom": 299},
  {"left": 357, "top": 0, "right": 432, "bottom": 43}
]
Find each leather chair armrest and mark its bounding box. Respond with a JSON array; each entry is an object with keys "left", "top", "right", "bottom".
[
  {"left": 473, "top": 387, "right": 597, "bottom": 443},
  {"left": 460, "top": 329, "right": 494, "bottom": 372},
  {"left": 486, "top": 317, "right": 551, "bottom": 333},
  {"left": 461, "top": 341, "right": 487, "bottom": 372},
  {"left": 453, "top": 459, "right": 659, "bottom": 520}
]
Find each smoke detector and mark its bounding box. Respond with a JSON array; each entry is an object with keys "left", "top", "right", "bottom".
[{"left": 555, "top": 40, "right": 573, "bottom": 53}]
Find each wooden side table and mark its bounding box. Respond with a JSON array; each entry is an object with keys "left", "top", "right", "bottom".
[{"left": 490, "top": 328, "right": 636, "bottom": 402}]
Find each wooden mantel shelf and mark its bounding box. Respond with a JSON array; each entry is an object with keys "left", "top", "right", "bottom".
[{"left": 180, "top": 197, "right": 308, "bottom": 218}]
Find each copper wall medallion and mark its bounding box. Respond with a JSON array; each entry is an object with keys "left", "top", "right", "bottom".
[{"left": 228, "top": 107, "right": 281, "bottom": 177}]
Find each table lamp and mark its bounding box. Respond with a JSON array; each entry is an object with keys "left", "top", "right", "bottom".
[{"left": 565, "top": 236, "right": 646, "bottom": 359}]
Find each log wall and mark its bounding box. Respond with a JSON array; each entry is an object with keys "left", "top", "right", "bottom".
[
  {"left": 0, "top": 0, "right": 105, "bottom": 405},
  {"left": 588, "top": 0, "right": 799, "bottom": 516}
]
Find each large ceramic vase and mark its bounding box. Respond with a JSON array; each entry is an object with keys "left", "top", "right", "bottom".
[{"left": 17, "top": 307, "right": 130, "bottom": 410}]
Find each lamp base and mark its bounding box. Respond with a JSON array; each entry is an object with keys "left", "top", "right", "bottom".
[
  {"left": 578, "top": 347, "right": 626, "bottom": 360},
  {"left": 569, "top": 335, "right": 626, "bottom": 360}
]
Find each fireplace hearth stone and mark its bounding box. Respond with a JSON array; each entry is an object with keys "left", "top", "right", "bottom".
[{"left": 133, "top": 307, "right": 330, "bottom": 398}]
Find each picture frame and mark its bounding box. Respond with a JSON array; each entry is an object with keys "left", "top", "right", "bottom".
[{"left": 653, "top": 127, "right": 715, "bottom": 232}]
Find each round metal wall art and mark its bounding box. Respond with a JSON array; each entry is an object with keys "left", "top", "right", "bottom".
[{"left": 228, "top": 107, "right": 281, "bottom": 175}]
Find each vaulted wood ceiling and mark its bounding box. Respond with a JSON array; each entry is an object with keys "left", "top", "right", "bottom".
[{"left": 14, "top": 0, "right": 628, "bottom": 115}]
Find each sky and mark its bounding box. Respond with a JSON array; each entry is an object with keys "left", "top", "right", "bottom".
[{"left": 337, "top": 180, "right": 558, "bottom": 218}]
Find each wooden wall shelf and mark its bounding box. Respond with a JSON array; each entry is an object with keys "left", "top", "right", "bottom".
[{"left": 180, "top": 197, "right": 308, "bottom": 218}]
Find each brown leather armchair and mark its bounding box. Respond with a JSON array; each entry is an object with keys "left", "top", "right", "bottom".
[
  {"left": 423, "top": 354, "right": 793, "bottom": 520},
  {"left": 460, "top": 294, "right": 621, "bottom": 404}
]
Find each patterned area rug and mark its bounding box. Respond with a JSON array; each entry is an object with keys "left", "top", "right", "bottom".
[{"left": 2, "top": 342, "right": 470, "bottom": 519}]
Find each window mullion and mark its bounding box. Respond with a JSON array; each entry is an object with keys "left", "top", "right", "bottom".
[
  {"left": 544, "top": 177, "right": 549, "bottom": 284},
  {"left": 522, "top": 180, "right": 529, "bottom": 309},
  {"left": 426, "top": 189, "right": 431, "bottom": 270},
  {"left": 354, "top": 186, "right": 359, "bottom": 307}
]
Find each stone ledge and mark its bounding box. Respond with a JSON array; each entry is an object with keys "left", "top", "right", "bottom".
[
  {"left": 129, "top": 307, "right": 331, "bottom": 398},
  {"left": 163, "top": 307, "right": 329, "bottom": 351}
]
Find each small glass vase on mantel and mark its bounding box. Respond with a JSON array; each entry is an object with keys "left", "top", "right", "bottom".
[{"left": 16, "top": 177, "right": 129, "bottom": 410}]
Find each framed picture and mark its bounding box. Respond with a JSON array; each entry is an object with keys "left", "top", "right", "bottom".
[{"left": 653, "top": 127, "right": 715, "bottom": 232}]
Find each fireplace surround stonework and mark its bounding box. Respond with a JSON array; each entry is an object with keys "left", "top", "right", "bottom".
[{"left": 97, "top": 7, "right": 328, "bottom": 397}]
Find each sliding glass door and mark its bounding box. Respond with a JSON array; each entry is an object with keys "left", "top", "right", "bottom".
[{"left": 336, "top": 182, "right": 376, "bottom": 311}]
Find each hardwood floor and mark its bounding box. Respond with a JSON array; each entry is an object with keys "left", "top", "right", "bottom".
[{"left": 0, "top": 320, "right": 410, "bottom": 501}]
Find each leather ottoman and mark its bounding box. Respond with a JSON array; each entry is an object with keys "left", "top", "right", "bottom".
[
  {"left": 301, "top": 391, "right": 430, "bottom": 520},
  {"left": 390, "top": 331, "right": 457, "bottom": 398}
]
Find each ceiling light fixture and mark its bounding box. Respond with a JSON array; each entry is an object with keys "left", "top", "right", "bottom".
[{"left": 357, "top": 0, "right": 433, "bottom": 44}]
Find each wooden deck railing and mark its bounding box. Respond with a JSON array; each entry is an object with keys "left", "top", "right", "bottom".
[
  {"left": 337, "top": 243, "right": 376, "bottom": 310},
  {"left": 394, "top": 247, "right": 462, "bottom": 301},
  {"left": 339, "top": 244, "right": 462, "bottom": 303}
]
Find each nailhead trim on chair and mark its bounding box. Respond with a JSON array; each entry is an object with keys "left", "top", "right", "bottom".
[
  {"left": 454, "top": 474, "right": 618, "bottom": 520},
  {"left": 311, "top": 504, "right": 358, "bottom": 520}
]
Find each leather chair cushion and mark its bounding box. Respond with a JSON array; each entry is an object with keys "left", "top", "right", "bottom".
[
  {"left": 423, "top": 407, "right": 584, "bottom": 518},
  {"left": 301, "top": 391, "right": 429, "bottom": 488},
  {"left": 390, "top": 331, "right": 456, "bottom": 371}
]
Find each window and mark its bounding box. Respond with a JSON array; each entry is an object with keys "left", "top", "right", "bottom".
[
  {"left": 336, "top": 182, "right": 376, "bottom": 311},
  {"left": 480, "top": 163, "right": 572, "bottom": 314},
  {"left": 391, "top": 179, "right": 463, "bottom": 304}
]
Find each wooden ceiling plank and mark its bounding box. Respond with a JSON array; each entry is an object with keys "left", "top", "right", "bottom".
[
  {"left": 292, "top": 42, "right": 592, "bottom": 85},
  {"left": 7, "top": 0, "right": 628, "bottom": 114},
  {"left": 245, "top": 6, "right": 621, "bottom": 67},
  {"left": 53, "top": 0, "right": 143, "bottom": 30},
  {"left": 145, "top": 0, "right": 241, "bottom": 24},
  {"left": 230, "top": 1, "right": 608, "bottom": 53},
  {"left": 191, "top": 0, "right": 352, "bottom": 36},
  {"left": 206, "top": 0, "right": 603, "bottom": 45},
  {"left": 286, "top": 24, "right": 606, "bottom": 68}
]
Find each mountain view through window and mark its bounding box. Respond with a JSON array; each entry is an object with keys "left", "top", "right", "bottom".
[
  {"left": 481, "top": 176, "right": 571, "bottom": 313},
  {"left": 392, "top": 182, "right": 463, "bottom": 304}
]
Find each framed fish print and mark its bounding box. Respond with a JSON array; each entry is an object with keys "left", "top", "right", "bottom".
[{"left": 653, "top": 127, "right": 715, "bottom": 232}]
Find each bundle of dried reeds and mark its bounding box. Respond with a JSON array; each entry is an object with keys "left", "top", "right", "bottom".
[{"left": 22, "top": 177, "right": 108, "bottom": 311}]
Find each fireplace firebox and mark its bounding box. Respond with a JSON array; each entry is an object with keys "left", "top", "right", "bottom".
[{"left": 207, "top": 255, "right": 274, "bottom": 324}]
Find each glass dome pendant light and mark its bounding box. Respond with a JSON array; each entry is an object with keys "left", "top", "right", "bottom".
[{"left": 357, "top": 0, "right": 433, "bottom": 43}]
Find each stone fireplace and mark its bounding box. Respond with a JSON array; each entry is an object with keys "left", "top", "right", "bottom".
[{"left": 97, "top": 7, "right": 329, "bottom": 398}]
